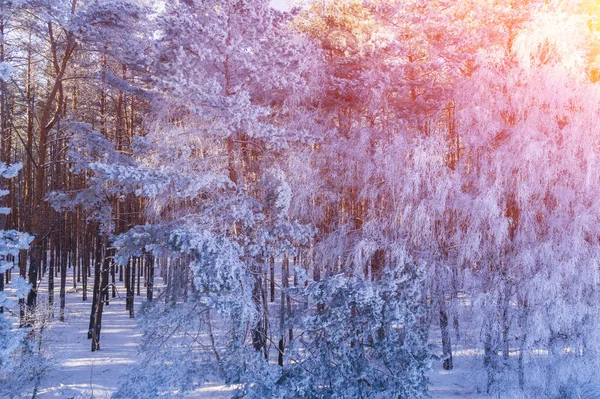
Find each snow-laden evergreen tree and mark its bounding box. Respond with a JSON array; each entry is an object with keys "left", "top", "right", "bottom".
[
  {"left": 239, "top": 256, "right": 431, "bottom": 399},
  {"left": 0, "top": 163, "right": 33, "bottom": 371},
  {"left": 0, "top": 276, "right": 30, "bottom": 371},
  {"left": 454, "top": 2, "right": 600, "bottom": 395},
  {"left": 290, "top": 0, "right": 496, "bottom": 376},
  {"left": 293, "top": 263, "right": 430, "bottom": 399},
  {"left": 106, "top": 0, "right": 434, "bottom": 395},
  {"left": 98, "top": 0, "right": 320, "bottom": 396}
]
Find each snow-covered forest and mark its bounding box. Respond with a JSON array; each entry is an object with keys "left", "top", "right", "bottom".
[{"left": 1, "top": 0, "right": 600, "bottom": 398}]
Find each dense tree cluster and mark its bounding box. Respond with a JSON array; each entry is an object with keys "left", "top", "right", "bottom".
[{"left": 1, "top": 0, "right": 600, "bottom": 398}]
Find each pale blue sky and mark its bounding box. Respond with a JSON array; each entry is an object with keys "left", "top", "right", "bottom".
[{"left": 270, "top": 0, "right": 288, "bottom": 10}]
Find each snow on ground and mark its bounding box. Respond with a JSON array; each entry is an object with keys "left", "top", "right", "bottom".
[
  {"left": 1, "top": 270, "right": 236, "bottom": 399},
  {"left": 1, "top": 268, "right": 149, "bottom": 399},
  {"left": 34, "top": 288, "right": 140, "bottom": 399},
  {"left": 2, "top": 267, "right": 496, "bottom": 399},
  {"left": 428, "top": 357, "right": 491, "bottom": 399}
]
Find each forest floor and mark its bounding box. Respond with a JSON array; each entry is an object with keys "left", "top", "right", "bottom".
[
  {"left": 34, "top": 288, "right": 140, "bottom": 399},
  {"left": 428, "top": 356, "right": 490, "bottom": 399},
  {"left": 3, "top": 272, "right": 491, "bottom": 399}
]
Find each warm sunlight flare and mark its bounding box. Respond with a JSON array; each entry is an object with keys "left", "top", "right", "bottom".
[{"left": 2, "top": 1, "right": 600, "bottom": 398}]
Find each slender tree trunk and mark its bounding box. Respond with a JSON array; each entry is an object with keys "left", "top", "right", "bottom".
[
  {"left": 136, "top": 259, "right": 140, "bottom": 296},
  {"left": 48, "top": 234, "right": 55, "bottom": 316},
  {"left": 502, "top": 291, "right": 510, "bottom": 364},
  {"left": 26, "top": 247, "right": 39, "bottom": 322},
  {"left": 440, "top": 298, "right": 453, "bottom": 370},
  {"left": 518, "top": 300, "right": 528, "bottom": 390},
  {"left": 484, "top": 322, "right": 498, "bottom": 394},
  {"left": 91, "top": 239, "right": 111, "bottom": 352},
  {"left": 88, "top": 232, "right": 102, "bottom": 340},
  {"left": 129, "top": 257, "right": 135, "bottom": 318},
  {"left": 71, "top": 215, "right": 77, "bottom": 291},
  {"left": 18, "top": 249, "right": 26, "bottom": 326},
  {"left": 146, "top": 253, "right": 153, "bottom": 301},
  {"left": 111, "top": 261, "right": 116, "bottom": 298},
  {"left": 82, "top": 226, "right": 89, "bottom": 302},
  {"left": 251, "top": 261, "right": 266, "bottom": 357},
  {"left": 60, "top": 228, "right": 67, "bottom": 321},
  {"left": 278, "top": 254, "right": 288, "bottom": 367},
  {"left": 125, "top": 258, "right": 130, "bottom": 310},
  {"left": 270, "top": 255, "right": 275, "bottom": 302}
]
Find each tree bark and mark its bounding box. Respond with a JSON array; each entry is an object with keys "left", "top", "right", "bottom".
[
  {"left": 91, "top": 239, "right": 111, "bottom": 352},
  {"left": 146, "top": 253, "right": 154, "bottom": 301},
  {"left": 440, "top": 299, "right": 453, "bottom": 370},
  {"left": 88, "top": 232, "right": 102, "bottom": 340},
  {"left": 60, "top": 228, "right": 67, "bottom": 321}
]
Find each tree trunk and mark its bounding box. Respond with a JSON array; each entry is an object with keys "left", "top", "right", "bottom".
[
  {"left": 129, "top": 258, "right": 135, "bottom": 318},
  {"left": 270, "top": 255, "right": 275, "bottom": 302},
  {"left": 48, "top": 234, "right": 55, "bottom": 316},
  {"left": 91, "top": 239, "right": 111, "bottom": 352},
  {"left": 59, "top": 228, "right": 67, "bottom": 321},
  {"left": 146, "top": 253, "right": 154, "bottom": 301},
  {"left": 278, "top": 254, "right": 288, "bottom": 367},
  {"left": 88, "top": 232, "right": 102, "bottom": 340},
  {"left": 440, "top": 298, "right": 453, "bottom": 370},
  {"left": 518, "top": 300, "right": 528, "bottom": 390},
  {"left": 251, "top": 262, "right": 266, "bottom": 357},
  {"left": 18, "top": 249, "right": 26, "bottom": 326},
  {"left": 484, "top": 323, "right": 498, "bottom": 394}
]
